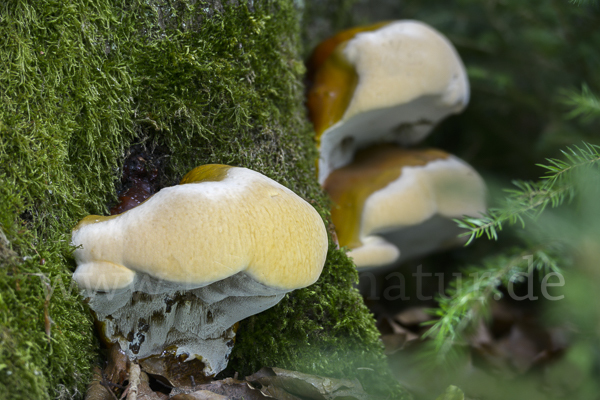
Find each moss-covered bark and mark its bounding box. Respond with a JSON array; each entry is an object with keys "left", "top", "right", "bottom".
[{"left": 0, "top": 1, "right": 407, "bottom": 399}]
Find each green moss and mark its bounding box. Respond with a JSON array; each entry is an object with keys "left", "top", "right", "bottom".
[
  {"left": 1, "top": 1, "right": 133, "bottom": 397},
  {"left": 228, "top": 242, "right": 409, "bottom": 398},
  {"left": 0, "top": 1, "right": 406, "bottom": 398},
  {"left": 0, "top": 241, "right": 97, "bottom": 400}
]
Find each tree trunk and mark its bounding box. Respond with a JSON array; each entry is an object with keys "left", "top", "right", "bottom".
[{"left": 0, "top": 1, "right": 406, "bottom": 399}]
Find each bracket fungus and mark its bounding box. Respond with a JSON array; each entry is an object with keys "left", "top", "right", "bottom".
[
  {"left": 72, "top": 165, "right": 328, "bottom": 384},
  {"left": 324, "top": 145, "right": 486, "bottom": 270},
  {"left": 307, "top": 20, "right": 469, "bottom": 184}
]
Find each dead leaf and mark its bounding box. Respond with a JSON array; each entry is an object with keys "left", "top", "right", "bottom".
[
  {"left": 496, "top": 324, "right": 540, "bottom": 374},
  {"left": 170, "top": 390, "right": 229, "bottom": 400},
  {"left": 138, "top": 351, "right": 210, "bottom": 389},
  {"left": 137, "top": 372, "right": 164, "bottom": 400},
  {"left": 381, "top": 332, "right": 419, "bottom": 355},
  {"left": 377, "top": 317, "right": 419, "bottom": 354},
  {"left": 255, "top": 384, "right": 304, "bottom": 400},
  {"left": 394, "top": 307, "right": 432, "bottom": 327},
  {"left": 85, "top": 367, "right": 116, "bottom": 400},
  {"left": 468, "top": 319, "right": 494, "bottom": 349},
  {"left": 105, "top": 343, "right": 129, "bottom": 386},
  {"left": 171, "top": 377, "right": 269, "bottom": 400},
  {"left": 467, "top": 304, "right": 567, "bottom": 377},
  {"left": 246, "top": 367, "right": 370, "bottom": 400}
]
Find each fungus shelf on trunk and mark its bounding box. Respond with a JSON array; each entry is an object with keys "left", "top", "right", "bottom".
[
  {"left": 307, "top": 20, "right": 470, "bottom": 184},
  {"left": 324, "top": 144, "right": 486, "bottom": 270},
  {"left": 72, "top": 165, "right": 328, "bottom": 385}
]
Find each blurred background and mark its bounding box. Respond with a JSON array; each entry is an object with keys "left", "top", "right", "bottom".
[{"left": 301, "top": 1, "right": 600, "bottom": 398}]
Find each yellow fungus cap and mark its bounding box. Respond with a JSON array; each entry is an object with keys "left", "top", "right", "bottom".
[
  {"left": 72, "top": 165, "right": 328, "bottom": 291},
  {"left": 324, "top": 145, "right": 486, "bottom": 269},
  {"left": 307, "top": 20, "right": 470, "bottom": 184}
]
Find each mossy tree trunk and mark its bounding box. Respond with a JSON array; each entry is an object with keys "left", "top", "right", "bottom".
[{"left": 0, "top": 1, "right": 406, "bottom": 399}]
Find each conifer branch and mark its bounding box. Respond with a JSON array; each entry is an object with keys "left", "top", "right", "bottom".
[
  {"left": 423, "top": 244, "right": 563, "bottom": 360},
  {"left": 561, "top": 84, "right": 600, "bottom": 122},
  {"left": 457, "top": 143, "right": 600, "bottom": 244},
  {"left": 569, "top": 0, "right": 599, "bottom": 5}
]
